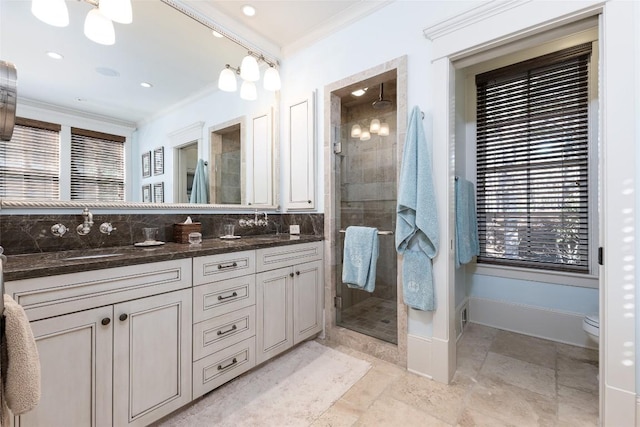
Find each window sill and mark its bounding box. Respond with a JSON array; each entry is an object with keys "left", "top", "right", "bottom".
[{"left": 467, "top": 262, "right": 599, "bottom": 289}]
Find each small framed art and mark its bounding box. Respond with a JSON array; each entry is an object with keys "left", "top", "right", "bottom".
[
  {"left": 153, "top": 182, "right": 164, "bottom": 203},
  {"left": 142, "top": 184, "right": 152, "bottom": 202},
  {"left": 154, "top": 147, "right": 164, "bottom": 175},
  {"left": 142, "top": 151, "right": 151, "bottom": 178}
]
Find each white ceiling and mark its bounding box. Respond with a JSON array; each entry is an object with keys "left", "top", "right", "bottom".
[{"left": 0, "top": 0, "right": 389, "bottom": 125}]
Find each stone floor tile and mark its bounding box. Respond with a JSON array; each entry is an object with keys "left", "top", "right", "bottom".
[
  {"left": 479, "top": 352, "right": 556, "bottom": 398},
  {"left": 490, "top": 330, "right": 557, "bottom": 369}
]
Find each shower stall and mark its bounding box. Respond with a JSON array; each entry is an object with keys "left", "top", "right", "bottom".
[{"left": 334, "top": 79, "right": 398, "bottom": 345}]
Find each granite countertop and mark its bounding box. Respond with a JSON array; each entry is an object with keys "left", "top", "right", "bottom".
[{"left": 4, "top": 234, "right": 323, "bottom": 282}]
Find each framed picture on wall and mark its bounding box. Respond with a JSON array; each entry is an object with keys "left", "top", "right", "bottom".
[
  {"left": 153, "top": 182, "right": 164, "bottom": 203},
  {"left": 153, "top": 147, "right": 164, "bottom": 175},
  {"left": 142, "top": 151, "right": 151, "bottom": 178},
  {"left": 142, "top": 184, "right": 152, "bottom": 202}
]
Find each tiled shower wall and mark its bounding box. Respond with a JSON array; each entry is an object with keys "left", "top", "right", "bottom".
[{"left": 0, "top": 213, "right": 323, "bottom": 255}]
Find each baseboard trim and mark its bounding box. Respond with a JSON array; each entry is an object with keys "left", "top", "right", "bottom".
[
  {"left": 407, "top": 334, "right": 433, "bottom": 379},
  {"left": 469, "top": 297, "right": 596, "bottom": 349}
]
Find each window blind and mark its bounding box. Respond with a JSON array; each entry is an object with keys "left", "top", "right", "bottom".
[
  {"left": 0, "top": 118, "right": 60, "bottom": 199},
  {"left": 70, "top": 128, "right": 125, "bottom": 201},
  {"left": 475, "top": 43, "right": 592, "bottom": 273}
]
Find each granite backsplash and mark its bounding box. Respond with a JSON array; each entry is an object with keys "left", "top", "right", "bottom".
[{"left": 0, "top": 212, "right": 324, "bottom": 255}]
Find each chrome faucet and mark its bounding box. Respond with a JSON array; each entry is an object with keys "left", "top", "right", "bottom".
[{"left": 76, "top": 207, "right": 94, "bottom": 235}]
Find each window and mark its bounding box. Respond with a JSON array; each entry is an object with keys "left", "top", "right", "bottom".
[
  {"left": 475, "top": 43, "right": 592, "bottom": 273},
  {"left": 71, "top": 128, "right": 125, "bottom": 201},
  {"left": 0, "top": 118, "right": 60, "bottom": 199}
]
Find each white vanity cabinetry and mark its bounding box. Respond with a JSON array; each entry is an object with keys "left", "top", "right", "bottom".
[
  {"left": 191, "top": 250, "right": 257, "bottom": 398},
  {"left": 4, "top": 259, "right": 193, "bottom": 427},
  {"left": 255, "top": 241, "right": 324, "bottom": 364}
]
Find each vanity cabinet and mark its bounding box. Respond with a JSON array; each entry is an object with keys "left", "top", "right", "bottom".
[
  {"left": 4, "top": 259, "right": 192, "bottom": 427},
  {"left": 191, "top": 250, "right": 257, "bottom": 398},
  {"left": 255, "top": 242, "right": 323, "bottom": 364}
]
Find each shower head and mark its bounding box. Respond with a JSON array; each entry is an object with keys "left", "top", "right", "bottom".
[{"left": 372, "top": 83, "right": 392, "bottom": 110}]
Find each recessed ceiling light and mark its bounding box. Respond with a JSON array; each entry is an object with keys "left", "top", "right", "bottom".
[
  {"left": 95, "top": 67, "right": 120, "bottom": 77},
  {"left": 351, "top": 88, "right": 368, "bottom": 97},
  {"left": 212, "top": 30, "right": 224, "bottom": 38},
  {"left": 140, "top": 82, "right": 153, "bottom": 88},
  {"left": 242, "top": 4, "right": 256, "bottom": 17},
  {"left": 46, "top": 51, "right": 63, "bottom": 60}
]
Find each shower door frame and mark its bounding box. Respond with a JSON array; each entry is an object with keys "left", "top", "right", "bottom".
[{"left": 323, "top": 56, "right": 408, "bottom": 367}]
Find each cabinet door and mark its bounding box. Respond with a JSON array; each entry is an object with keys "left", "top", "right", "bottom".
[
  {"left": 113, "top": 289, "right": 192, "bottom": 427},
  {"left": 293, "top": 260, "right": 324, "bottom": 344},
  {"left": 286, "top": 93, "right": 316, "bottom": 210},
  {"left": 255, "top": 267, "right": 293, "bottom": 364},
  {"left": 14, "top": 306, "right": 113, "bottom": 427}
]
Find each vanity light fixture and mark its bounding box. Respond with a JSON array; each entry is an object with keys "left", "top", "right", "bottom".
[
  {"left": 378, "top": 122, "right": 390, "bottom": 136},
  {"left": 350, "top": 124, "right": 362, "bottom": 138},
  {"left": 218, "top": 52, "right": 281, "bottom": 99},
  {"left": 359, "top": 130, "right": 371, "bottom": 141},
  {"left": 351, "top": 120, "right": 390, "bottom": 139},
  {"left": 369, "top": 119, "right": 380, "bottom": 134},
  {"left": 31, "top": 0, "right": 133, "bottom": 45}
]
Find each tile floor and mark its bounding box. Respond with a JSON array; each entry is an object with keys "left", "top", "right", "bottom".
[
  {"left": 316, "top": 323, "right": 599, "bottom": 426},
  {"left": 338, "top": 297, "right": 398, "bottom": 344}
]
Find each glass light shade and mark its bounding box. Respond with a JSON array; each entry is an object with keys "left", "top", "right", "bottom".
[
  {"left": 240, "top": 55, "right": 260, "bottom": 82},
  {"left": 99, "top": 0, "right": 133, "bottom": 24},
  {"left": 360, "top": 130, "right": 371, "bottom": 141},
  {"left": 369, "top": 119, "right": 381, "bottom": 133},
  {"left": 263, "top": 66, "right": 281, "bottom": 91},
  {"left": 240, "top": 80, "right": 257, "bottom": 100},
  {"left": 84, "top": 9, "right": 115, "bottom": 45},
  {"left": 379, "top": 122, "right": 390, "bottom": 136},
  {"left": 218, "top": 67, "right": 237, "bottom": 92},
  {"left": 32, "top": 0, "right": 69, "bottom": 27},
  {"left": 350, "top": 124, "right": 361, "bottom": 138}
]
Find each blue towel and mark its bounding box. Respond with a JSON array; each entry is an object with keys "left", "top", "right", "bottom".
[
  {"left": 342, "top": 226, "right": 379, "bottom": 293},
  {"left": 189, "top": 159, "right": 209, "bottom": 204},
  {"left": 395, "top": 106, "right": 439, "bottom": 311},
  {"left": 455, "top": 178, "right": 480, "bottom": 268}
]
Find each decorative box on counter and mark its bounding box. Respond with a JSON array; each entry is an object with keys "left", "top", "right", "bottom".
[{"left": 173, "top": 222, "right": 201, "bottom": 243}]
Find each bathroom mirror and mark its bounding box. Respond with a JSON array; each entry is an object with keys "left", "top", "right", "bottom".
[{"left": 0, "top": 0, "right": 279, "bottom": 211}]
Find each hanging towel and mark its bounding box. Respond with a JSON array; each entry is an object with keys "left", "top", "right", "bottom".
[
  {"left": 1, "top": 294, "right": 40, "bottom": 421},
  {"left": 342, "top": 226, "right": 379, "bottom": 293},
  {"left": 395, "top": 106, "right": 439, "bottom": 311},
  {"left": 455, "top": 178, "right": 480, "bottom": 268},
  {"left": 189, "top": 159, "right": 209, "bottom": 204}
]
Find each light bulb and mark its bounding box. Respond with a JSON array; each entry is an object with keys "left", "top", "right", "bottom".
[
  {"left": 84, "top": 9, "right": 115, "bottom": 45},
  {"left": 240, "top": 80, "right": 257, "bottom": 100},
  {"left": 240, "top": 54, "right": 260, "bottom": 82},
  {"left": 379, "top": 122, "right": 390, "bottom": 136},
  {"left": 99, "top": 0, "right": 132, "bottom": 24},
  {"left": 263, "top": 66, "right": 281, "bottom": 91},
  {"left": 351, "top": 124, "right": 361, "bottom": 138},
  {"left": 360, "top": 130, "right": 371, "bottom": 141},
  {"left": 31, "top": 0, "right": 69, "bottom": 27},
  {"left": 370, "top": 119, "right": 380, "bottom": 134},
  {"left": 218, "top": 67, "right": 237, "bottom": 92}
]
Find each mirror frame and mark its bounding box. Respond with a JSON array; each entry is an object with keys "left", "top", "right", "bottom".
[{"left": 0, "top": 0, "right": 281, "bottom": 213}]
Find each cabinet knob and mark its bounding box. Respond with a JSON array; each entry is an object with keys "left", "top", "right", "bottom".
[
  {"left": 101, "top": 318, "right": 111, "bottom": 326},
  {"left": 296, "top": 271, "right": 300, "bottom": 276},
  {"left": 308, "top": 200, "right": 312, "bottom": 204},
  {"left": 289, "top": 272, "right": 294, "bottom": 278},
  {"left": 119, "top": 313, "right": 128, "bottom": 321}
]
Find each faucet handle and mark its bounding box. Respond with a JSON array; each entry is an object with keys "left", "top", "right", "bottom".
[
  {"left": 51, "top": 223, "right": 68, "bottom": 237},
  {"left": 99, "top": 222, "right": 116, "bottom": 235}
]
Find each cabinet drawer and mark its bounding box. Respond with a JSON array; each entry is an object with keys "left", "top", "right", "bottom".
[
  {"left": 193, "top": 275, "right": 256, "bottom": 322},
  {"left": 193, "top": 305, "right": 255, "bottom": 361},
  {"left": 4, "top": 259, "right": 192, "bottom": 321},
  {"left": 192, "top": 336, "right": 256, "bottom": 399},
  {"left": 256, "top": 241, "right": 323, "bottom": 272},
  {"left": 193, "top": 250, "right": 255, "bottom": 286}
]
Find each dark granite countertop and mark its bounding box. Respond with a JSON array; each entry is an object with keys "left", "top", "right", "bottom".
[{"left": 4, "top": 234, "right": 323, "bottom": 282}]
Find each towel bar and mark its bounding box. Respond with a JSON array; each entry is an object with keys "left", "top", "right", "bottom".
[{"left": 339, "top": 229, "right": 394, "bottom": 235}]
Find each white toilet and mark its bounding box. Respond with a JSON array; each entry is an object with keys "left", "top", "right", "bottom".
[{"left": 583, "top": 313, "right": 599, "bottom": 344}]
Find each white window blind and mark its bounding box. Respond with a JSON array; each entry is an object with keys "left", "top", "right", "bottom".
[
  {"left": 475, "top": 43, "right": 592, "bottom": 273},
  {"left": 0, "top": 118, "right": 60, "bottom": 199},
  {"left": 70, "top": 128, "right": 125, "bottom": 201}
]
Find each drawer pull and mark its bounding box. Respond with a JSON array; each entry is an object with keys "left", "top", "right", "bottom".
[
  {"left": 217, "top": 357, "right": 238, "bottom": 371},
  {"left": 101, "top": 317, "right": 111, "bottom": 326},
  {"left": 217, "top": 324, "right": 238, "bottom": 336},
  {"left": 119, "top": 313, "right": 128, "bottom": 321},
  {"left": 218, "top": 291, "right": 238, "bottom": 301},
  {"left": 217, "top": 262, "right": 238, "bottom": 270}
]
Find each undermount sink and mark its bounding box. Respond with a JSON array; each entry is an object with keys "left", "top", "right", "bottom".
[{"left": 63, "top": 253, "right": 123, "bottom": 261}]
